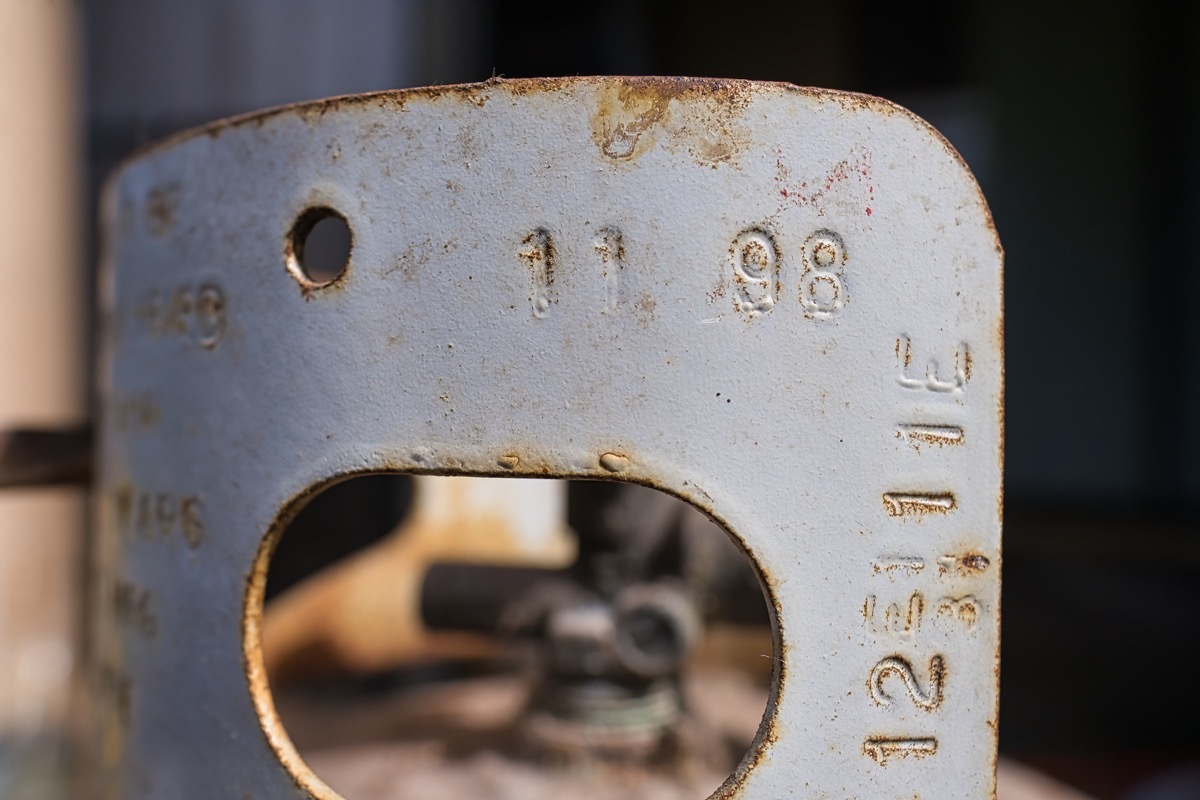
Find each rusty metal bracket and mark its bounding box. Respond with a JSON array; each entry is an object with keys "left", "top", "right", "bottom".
[{"left": 93, "top": 77, "right": 1003, "bottom": 798}]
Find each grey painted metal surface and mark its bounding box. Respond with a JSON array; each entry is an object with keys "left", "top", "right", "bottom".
[{"left": 94, "top": 77, "right": 1003, "bottom": 798}]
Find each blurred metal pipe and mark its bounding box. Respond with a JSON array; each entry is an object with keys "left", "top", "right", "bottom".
[{"left": 0, "top": 0, "right": 86, "bottom": 746}]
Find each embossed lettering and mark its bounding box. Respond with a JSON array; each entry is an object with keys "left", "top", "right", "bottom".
[
  {"left": 180, "top": 497, "right": 206, "bottom": 549},
  {"left": 138, "top": 283, "right": 226, "bottom": 348},
  {"left": 934, "top": 595, "right": 981, "bottom": 630},
  {"left": 872, "top": 557, "right": 925, "bottom": 578},
  {"left": 868, "top": 654, "right": 945, "bottom": 711},
  {"left": 882, "top": 492, "right": 956, "bottom": 517},
  {"left": 113, "top": 579, "right": 157, "bottom": 639},
  {"left": 864, "top": 591, "right": 924, "bottom": 637},
  {"left": 863, "top": 737, "right": 938, "bottom": 764},
  {"left": 594, "top": 227, "right": 624, "bottom": 313},
  {"left": 896, "top": 336, "right": 970, "bottom": 393},
  {"left": 119, "top": 490, "right": 205, "bottom": 550},
  {"left": 520, "top": 228, "right": 556, "bottom": 318},
  {"left": 193, "top": 284, "right": 226, "bottom": 347},
  {"left": 799, "top": 229, "right": 847, "bottom": 317},
  {"left": 729, "top": 227, "right": 779, "bottom": 317},
  {"left": 896, "top": 424, "right": 964, "bottom": 448}
]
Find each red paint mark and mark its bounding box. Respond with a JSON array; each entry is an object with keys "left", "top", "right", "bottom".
[
  {"left": 776, "top": 147, "right": 874, "bottom": 212},
  {"left": 866, "top": 207, "right": 873, "bottom": 216}
]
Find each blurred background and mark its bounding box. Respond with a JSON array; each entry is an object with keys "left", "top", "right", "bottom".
[{"left": 2, "top": 1, "right": 1199, "bottom": 798}]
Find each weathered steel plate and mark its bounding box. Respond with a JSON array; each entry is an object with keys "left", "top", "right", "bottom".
[{"left": 94, "top": 77, "right": 1003, "bottom": 799}]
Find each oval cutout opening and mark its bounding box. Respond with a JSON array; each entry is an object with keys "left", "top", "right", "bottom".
[{"left": 249, "top": 475, "right": 777, "bottom": 800}]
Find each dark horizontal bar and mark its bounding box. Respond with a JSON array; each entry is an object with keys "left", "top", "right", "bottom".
[{"left": 0, "top": 426, "right": 92, "bottom": 488}]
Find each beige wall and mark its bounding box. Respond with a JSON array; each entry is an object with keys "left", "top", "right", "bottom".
[{"left": 0, "top": 0, "right": 86, "bottom": 738}]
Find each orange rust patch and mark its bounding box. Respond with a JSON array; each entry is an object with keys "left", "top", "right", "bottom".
[
  {"left": 960, "top": 553, "right": 990, "bottom": 572},
  {"left": 589, "top": 77, "right": 753, "bottom": 167},
  {"left": 938, "top": 552, "right": 992, "bottom": 576},
  {"left": 591, "top": 81, "right": 674, "bottom": 161}
]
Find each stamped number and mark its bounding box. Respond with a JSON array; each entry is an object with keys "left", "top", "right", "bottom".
[
  {"left": 799, "top": 230, "right": 847, "bottom": 317},
  {"left": 869, "top": 654, "right": 945, "bottom": 711},
  {"left": 729, "top": 227, "right": 779, "bottom": 317},
  {"left": 138, "top": 283, "right": 226, "bottom": 348}
]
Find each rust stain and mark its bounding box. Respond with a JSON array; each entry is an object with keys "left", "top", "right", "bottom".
[
  {"left": 709, "top": 274, "right": 728, "bottom": 301},
  {"left": 455, "top": 126, "right": 485, "bottom": 167},
  {"left": 385, "top": 238, "right": 433, "bottom": 281},
  {"left": 243, "top": 487, "right": 340, "bottom": 800},
  {"left": 938, "top": 552, "right": 991, "bottom": 576},
  {"left": 961, "top": 553, "right": 990, "bottom": 572},
  {"left": 996, "top": 309, "right": 1006, "bottom": 529},
  {"left": 633, "top": 291, "right": 658, "bottom": 328},
  {"left": 589, "top": 77, "right": 752, "bottom": 167},
  {"left": 897, "top": 424, "right": 964, "bottom": 449},
  {"left": 519, "top": 229, "right": 556, "bottom": 283},
  {"left": 709, "top": 517, "right": 786, "bottom": 800},
  {"left": 591, "top": 82, "right": 673, "bottom": 161},
  {"left": 712, "top": 664, "right": 782, "bottom": 800}
]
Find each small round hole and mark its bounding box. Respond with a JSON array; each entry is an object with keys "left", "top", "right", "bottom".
[{"left": 288, "top": 207, "right": 352, "bottom": 286}]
